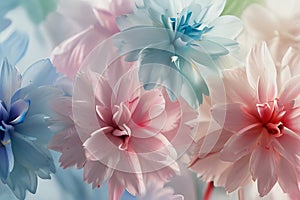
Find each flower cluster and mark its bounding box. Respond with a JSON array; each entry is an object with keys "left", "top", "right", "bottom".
[{"left": 1, "top": 0, "right": 300, "bottom": 200}]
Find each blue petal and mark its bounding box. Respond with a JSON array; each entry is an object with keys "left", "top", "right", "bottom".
[
  {"left": 0, "top": 59, "right": 21, "bottom": 106},
  {"left": 21, "top": 59, "right": 59, "bottom": 88},
  {"left": 11, "top": 132, "right": 55, "bottom": 173},
  {"left": 0, "top": 18, "right": 11, "bottom": 32},
  {"left": 0, "top": 31, "right": 29, "bottom": 65},
  {"left": 5, "top": 160, "right": 37, "bottom": 200},
  {"left": 9, "top": 99, "right": 30, "bottom": 124},
  {"left": 0, "top": 146, "right": 9, "bottom": 180},
  {"left": 15, "top": 114, "right": 53, "bottom": 144},
  {"left": 23, "top": 86, "right": 63, "bottom": 117},
  {"left": 0, "top": 100, "right": 9, "bottom": 122}
]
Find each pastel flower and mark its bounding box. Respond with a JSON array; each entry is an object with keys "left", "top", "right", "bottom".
[
  {"left": 50, "top": 44, "right": 198, "bottom": 199},
  {"left": 190, "top": 42, "right": 300, "bottom": 197},
  {"left": 0, "top": 57, "right": 63, "bottom": 200},
  {"left": 50, "top": 0, "right": 134, "bottom": 79},
  {"left": 242, "top": 0, "right": 300, "bottom": 60},
  {"left": 116, "top": 0, "right": 242, "bottom": 106}
]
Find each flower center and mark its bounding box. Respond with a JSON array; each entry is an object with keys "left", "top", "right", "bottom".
[
  {"left": 162, "top": 11, "right": 212, "bottom": 43},
  {"left": 256, "top": 99, "right": 286, "bottom": 137},
  {"left": 111, "top": 103, "right": 132, "bottom": 151}
]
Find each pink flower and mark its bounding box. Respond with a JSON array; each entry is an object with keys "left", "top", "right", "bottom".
[
  {"left": 241, "top": 0, "right": 300, "bottom": 60},
  {"left": 190, "top": 42, "right": 300, "bottom": 197},
  {"left": 51, "top": 54, "right": 198, "bottom": 199},
  {"left": 51, "top": 0, "right": 134, "bottom": 80}
]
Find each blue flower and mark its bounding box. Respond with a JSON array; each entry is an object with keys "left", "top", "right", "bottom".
[
  {"left": 0, "top": 58, "right": 63, "bottom": 200},
  {"left": 116, "top": 0, "right": 242, "bottom": 107}
]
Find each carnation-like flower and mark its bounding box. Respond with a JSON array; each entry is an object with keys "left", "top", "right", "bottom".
[
  {"left": 51, "top": 0, "right": 134, "bottom": 79},
  {"left": 0, "top": 57, "right": 63, "bottom": 200},
  {"left": 116, "top": 0, "right": 242, "bottom": 106},
  {"left": 190, "top": 42, "right": 300, "bottom": 197},
  {"left": 50, "top": 46, "right": 198, "bottom": 199}
]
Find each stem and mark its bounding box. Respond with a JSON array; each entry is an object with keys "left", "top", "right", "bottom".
[
  {"left": 203, "top": 181, "right": 214, "bottom": 200},
  {"left": 238, "top": 189, "right": 245, "bottom": 200}
]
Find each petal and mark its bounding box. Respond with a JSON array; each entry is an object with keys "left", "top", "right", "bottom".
[
  {"left": 0, "top": 59, "right": 21, "bottom": 106},
  {"left": 109, "top": 0, "right": 134, "bottom": 16},
  {"left": 0, "top": 31, "right": 29, "bottom": 65},
  {"left": 207, "top": 15, "right": 242, "bottom": 39},
  {"left": 51, "top": 25, "right": 111, "bottom": 80},
  {"left": 15, "top": 114, "right": 53, "bottom": 144},
  {"left": 50, "top": 127, "right": 86, "bottom": 169},
  {"left": 0, "top": 18, "right": 11, "bottom": 32},
  {"left": 277, "top": 157, "right": 299, "bottom": 194},
  {"left": 246, "top": 42, "right": 277, "bottom": 103},
  {"left": 131, "top": 89, "right": 165, "bottom": 126},
  {"left": 83, "top": 129, "right": 120, "bottom": 170},
  {"left": 83, "top": 160, "right": 113, "bottom": 188},
  {"left": 0, "top": 146, "right": 9, "bottom": 180},
  {"left": 224, "top": 155, "right": 251, "bottom": 192},
  {"left": 250, "top": 145, "right": 278, "bottom": 197},
  {"left": 108, "top": 176, "right": 125, "bottom": 200},
  {"left": 5, "top": 161, "right": 37, "bottom": 199},
  {"left": 212, "top": 103, "right": 258, "bottom": 133},
  {"left": 21, "top": 59, "right": 59, "bottom": 87},
  {"left": 222, "top": 68, "right": 256, "bottom": 107},
  {"left": 279, "top": 75, "right": 300, "bottom": 106},
  {"left": 9, "top": 99, "right": 30, "bottom": 124},
  {"left": 221, "top": 127, "right": 260, "bottom": 162},
  {"left": 11, "top": 132, "right": 55, "bottom": 173}
]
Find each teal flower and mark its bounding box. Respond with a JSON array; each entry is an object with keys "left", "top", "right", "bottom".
[{"left": 116, "top": 0, "right": 242, "bottom": 107}]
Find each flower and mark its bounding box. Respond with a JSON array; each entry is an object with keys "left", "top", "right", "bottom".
[
  {"left": 50, "top": 0, "right": 134, "bottom": 79},
  {"left": 0, "top": 57, "right": 63, "bottom": 200},
  {"left": 116, "top": 0, "right": 242, "bottom": 106},
  {"left": 50, "top": 41, "right": 198, "bottom": 199},
  {"left": 189, "top": 42, "right": 300, "bottom": 197},
  {"left": 242, "top": 0, "right": 300, "bottom": 60}
]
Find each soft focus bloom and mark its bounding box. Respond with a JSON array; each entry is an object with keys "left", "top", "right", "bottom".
[
  {"left": 116, "top": 0, "right": 242, "bottom": 106},
  {"left": 50, "top": 0, "right": 134, "bottom": 79},
  {"left": 242, "top": 0, "right": 300, "bottom": 60},
  {"left": 0, "top": 57, "right": 63, "bottom": 200},
  {"left": 190, "top": 42, "right": 300, "bottom": 197},
  {"left": 50, "top": 43, "right": 198, "bottom": 199}
]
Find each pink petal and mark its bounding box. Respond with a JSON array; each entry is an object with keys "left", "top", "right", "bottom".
[
  {"left": 273, "top": 128, "right": 300, "bottom": 165},
  {"left": 93, "top": 9, "right": 119, "bottom": 34},
  {"left": 222, "top": 68, "right": 256, "bottom": 107},
  {"left": 109, "top": 0, "right": 135, "bottom": 16},
  {"left": 83, "top": 129, "right": 120, "bottom": 169},
  {"left": 246, "top": 42, "right": 277, "bottom": 103},
  {"left": 111, "top": 67, "right": 141, "bottom": 108},
  {"left": 131, "top": 89, "right": 165, "bottom": 126},
  {"left": 250, "top": 145, "right": 278, "bottom": 197},
  {"left": 113, "top": 157, "right": 145, "bottom": 195},
  {"left": 221, "top": 127, "right": 260, "bottom": 162},
  {"left": 224, "top": 155, "right": 252, "bottom": 193},
  {"left": 212, "top": 103, "right": 258, "bottom": 133},
  {"left": 84, "top": 160, "right": 113, "bottom": 188},
  {"left": 108, "top": 175, "right": 125, "bottom": 200},
  {"left": 50, "top": 127, "right": 86, "bottom": 169},
  {"left": 277, "top": 156, "right": 299, "bottom": 194},
  {"left": 51, "top": 24, "right": 111, "bottom": 79},
  {"left": 279, "top": 75, "right": 300, "bottom": 106},
  {"left": 189, "top": 153, "right": 231, "bottom": 183}
]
